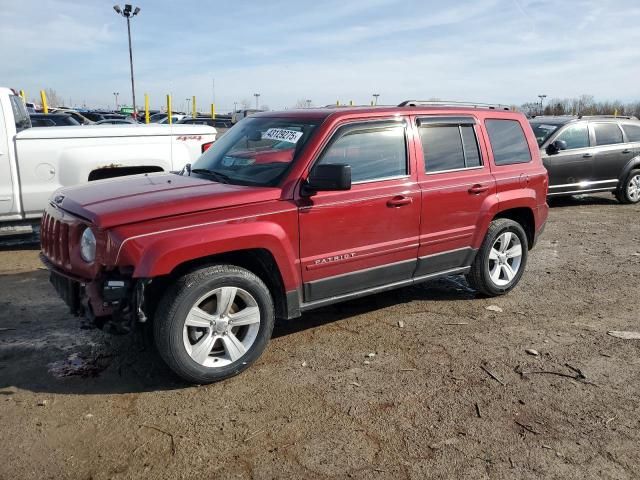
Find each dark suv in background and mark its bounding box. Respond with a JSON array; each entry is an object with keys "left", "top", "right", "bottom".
[{"left": 530, "top": 116, "right": 640, "bottom": 203}]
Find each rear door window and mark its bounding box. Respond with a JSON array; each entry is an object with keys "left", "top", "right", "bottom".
[
  {"left": 419, "top": 122, "right": 482, "bottom": 172},
  {"left": 593, "top": 123, "right": 623, "bottom": 146},
  {"left": 622, "top": 124, "right": 640, "bottom": 142},
  {"left": 485, "top": 119, "right": 531, "bottom": 165},
  {"left": 317, "top": 122, "right": 407, "bottom": 183},
  {"left": 555, "top": 123, "right": 590, "bottom": 149}
]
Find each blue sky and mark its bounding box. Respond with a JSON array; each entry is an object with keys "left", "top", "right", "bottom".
[{"left": 2, "top": 0, "right": 639, "bottom": 112}]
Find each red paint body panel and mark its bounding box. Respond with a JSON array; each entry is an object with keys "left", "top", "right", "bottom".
[{"left": 42, "top": 105, "right": 548, "bottom": 312}]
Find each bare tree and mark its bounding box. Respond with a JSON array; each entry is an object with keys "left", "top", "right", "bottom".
[{"left": 44, "top": 88, "right": 63, "bottom": 108}]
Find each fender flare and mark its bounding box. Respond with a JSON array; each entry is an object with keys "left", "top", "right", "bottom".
[
  {"left": 618, "top": 156, "right": 640, "bottom": 188},
  {"left": 119, "top": 220, "right": 301, "bottom": 291}
]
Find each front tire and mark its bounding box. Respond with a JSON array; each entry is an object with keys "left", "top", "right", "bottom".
[
  {"left": 154, "top": 265, "right": 274, "bottom": 384},
  {"left": 616, "top": 169, "right": 640, "bottom": 204},
  {"left": 467, "top": 218, "right": 528, "bottom": 296}
]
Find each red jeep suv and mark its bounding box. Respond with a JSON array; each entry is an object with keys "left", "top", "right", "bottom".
[{"left": 41, "top": 101, "right": 549, "bottom": 383}]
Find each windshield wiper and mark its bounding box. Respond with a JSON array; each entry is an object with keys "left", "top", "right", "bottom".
[{"left": 191, "top": 168, "right": 232, "bottom": 184}]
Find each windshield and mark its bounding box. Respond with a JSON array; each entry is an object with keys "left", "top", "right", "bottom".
[
  {"left": 529, "top": 122, "right": 561, "bottom": 146},
  {"left": 190, "top": 116, "right": 320, "bottom": 186}
]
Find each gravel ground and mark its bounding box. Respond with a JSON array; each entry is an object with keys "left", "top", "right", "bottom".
[{"left": 0, "top": 193, "right": 639, "bottom": 479}]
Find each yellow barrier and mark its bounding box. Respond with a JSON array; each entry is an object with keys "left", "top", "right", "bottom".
[
  {"left": 192, "top": 95, "right": 196, "bottom": 119},
  {"left": 167, "top": 94, "right": 172, "bottom": 125},
  {"left": 40, "top": 90, "right": 48, "bottom": 114},
  {"left": 144, "top": 93, "right": 150, "bottom": 124},
  {"left": 211, "top": 103, "right": 216, "bottom": 120}
]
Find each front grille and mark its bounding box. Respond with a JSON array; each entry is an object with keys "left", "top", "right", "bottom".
[{"left": 41, "top": 211, "right": 73, "bottom": 269}]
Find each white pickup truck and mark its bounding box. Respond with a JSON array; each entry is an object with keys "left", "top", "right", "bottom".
[{"left": 0, "top": 87, "right": 216, "bottom": 230}]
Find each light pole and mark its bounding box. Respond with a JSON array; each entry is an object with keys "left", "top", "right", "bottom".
[
  {"left": 113, "top": 92, "right": 119, "bottom": 111},
  {"left": 372, "top": 93, "right": 380, "bottom": 106},
  {"left": 538, "top": 94, "right": 547, "bottom": 115},
  {"left": 185, "top": 97, "right": 191, "bottom": 114},
  {"left": 254, "top": 93, "right": 260, "bottom": 110},
  {"left": 306, "top": 99, "right": 312, "bottom": 108},
  {"left": 113, "top": 4, "right": 141, "bottom": 118},
  {"left": 233, "top": 101, "right": 238, "bottom": 113}
]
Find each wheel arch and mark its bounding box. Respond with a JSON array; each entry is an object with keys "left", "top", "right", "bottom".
[
  {"left": 617, "top": 156, "right": 640, "bottom": 189},
  {"left": 492, "top": 207, "right": 535, "bottom": 249}
]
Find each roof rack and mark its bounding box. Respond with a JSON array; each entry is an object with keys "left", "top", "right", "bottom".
[
  {"left": 398, "top": 100, "right": 512, "bottom": 111},
  {"left": 578, "top": 115, "right": 638, "bottom": 120}
]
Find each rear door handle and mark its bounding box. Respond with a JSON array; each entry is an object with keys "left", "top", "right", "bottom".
[
  {"left": 387, "top": 195, "right": 412, "bottom": 207},
  {"left": 582, "top": 153, "right": 593, "bottom": 158},
  {"left": 468, "top": 184, "right": 489, "bottom": 194},
  {"left": 622, "top": 149, "right": 631, "bottom": 154}
]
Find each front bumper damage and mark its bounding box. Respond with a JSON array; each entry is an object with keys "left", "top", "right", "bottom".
[{"left": 41, "top": 253, "right": 148, "bottom": 334}]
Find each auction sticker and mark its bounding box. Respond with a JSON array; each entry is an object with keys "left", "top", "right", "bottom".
[{"left": 263, "top": 128, "right": 303, "bottom": 143}]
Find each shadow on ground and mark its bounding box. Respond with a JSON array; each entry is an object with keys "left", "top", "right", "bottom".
[{"left": 0, "top": 269, "right": 476, "bottom": 395}]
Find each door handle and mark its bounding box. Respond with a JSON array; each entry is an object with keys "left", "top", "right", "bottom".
[
  {"left": 582, "top": 153, "right": 593, "bottom": 158},
  {"left": 387, "top": 195, "right": 412, "bottom": 207},
  {"left": 468, "top": 184, "right": 489, "bottom": 194},
  {"left": 622, "top": 149, "right": 631, "bottom": 154}
]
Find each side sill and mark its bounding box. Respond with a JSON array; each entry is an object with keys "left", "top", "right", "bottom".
[{"left": 300, "top": 266, "right": 470, "bottom": 312}]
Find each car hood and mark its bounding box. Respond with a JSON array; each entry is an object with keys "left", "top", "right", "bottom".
[{"left": 56, "top": 173, "right": 282, "bottom": 228}]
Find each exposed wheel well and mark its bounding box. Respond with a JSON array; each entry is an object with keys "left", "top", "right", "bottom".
[
  {"left": 493, "top": 207, "right": 535, "bottom": 248},
  {"left": 88, "top": 166, "right": 164, "bottom": 181},
  {"left": 146, "top": 249, "right": 289, "bottom": 321}
]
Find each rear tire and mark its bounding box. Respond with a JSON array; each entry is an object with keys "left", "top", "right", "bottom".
[
  {"left": 467, "top": 218, "right": 529, "bottom": 296},
  {"left": 616, "top": 169, "right": 640, "bottom": 204},
  {"left": 154, "top": 264, "right": 274, "bottom": 384}
]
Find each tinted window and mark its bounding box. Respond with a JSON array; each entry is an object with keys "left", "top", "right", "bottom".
[
  {"left": 555, "top": 123, "right": 589, "bottom": 149},
  {"left": 485, "top": 119, "right": 531, "bottom": 165},
  {"left": 593, "top": 123, "right": 623, "bottom": 146},
  {"left": 461, "top": 125, "right": 481, "bottom": 167},
  {"left": 622, "top": 124, "right": 640, "bottom": 142},
  {"left": 317, "top": 123, "right": 407, "bottom": 182},
  {"left": 10, "top": 95, "right": 31, "bottom": 132},
  {"left": 420, "top": 123, "right": 482, "bottom": 172},
  {"left": 421, "top": 126, "right": 464, "bottom": 171}
]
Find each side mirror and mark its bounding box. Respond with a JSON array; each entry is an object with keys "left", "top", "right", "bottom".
[
  {"left": 546, "top": 139, "right": 567, "bottom": 155},
  {"left": 303, "top": 164, "right": 351, "bottom": 195}
]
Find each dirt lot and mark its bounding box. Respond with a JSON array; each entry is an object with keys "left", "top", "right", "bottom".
[{"left": 1, "top": 194, "right": 639, "bottom": 480}]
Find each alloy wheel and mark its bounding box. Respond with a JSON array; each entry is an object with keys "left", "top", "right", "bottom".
[
  {"left": 488, "top": 231, "right": 523, "bottom": 287},
  {"left": 628, "top": 174, "right": 640, "bottom": 202},
  {"left": 182, "top": 286, "right": 261, "bottom": 367}
]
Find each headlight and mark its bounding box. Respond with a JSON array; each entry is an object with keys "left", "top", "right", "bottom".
[{"left": 80, "top": 228, "right": 96, "bottom": 263}]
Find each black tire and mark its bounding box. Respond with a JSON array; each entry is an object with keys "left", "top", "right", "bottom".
[
  {"left": 466, "top": 218, "right": 529, "bottom": 297},
  {"left": 154, "top": 264, "right": 274, "bottom": 384},
  {"left": 615, "top": 169, "right": 640, "bottom": 204}
]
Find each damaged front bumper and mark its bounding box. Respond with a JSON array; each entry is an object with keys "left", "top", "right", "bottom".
[{"left": 40, "top": 253, "right": 148, "bottom": 334}]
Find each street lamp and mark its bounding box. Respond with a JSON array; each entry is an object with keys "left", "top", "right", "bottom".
[
  {"left": 306, "top": 99, "right": 312, "bottom": 108},
  {"left": 185, "top": 97, "right": 191, "bottom": 114},
  {"left": 113, "top": 4, "right": 141, "bottom": 118},
  {"left": 372, "top": 93, "right": 380, "bottom": 106},
  {"left": 538, "top": 94, "right": 547, "bottom": 115},
  {"left": 254, "top": 93, "right": 260, "bottom": 110},
  {"left": 113, "top": 92, "right": 119, "bottom": 111}
]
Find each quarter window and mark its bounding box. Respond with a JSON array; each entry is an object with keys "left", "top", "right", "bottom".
[
  {"left": 316, "top": 123, "right": 407, "bottom": 183},
  {"left": 485, "top": 119, "right": 532, "bottom": 165},
  {"left": 419, "top": 124, "right": 482, "bottom": 172},
  {"left": 555, "top": 123, "right": 589, "bottom": 149},
  {"left": 622, "top": 124, "right": 640, "bottom": 142},
  {"left": 593, "top": 123, "right": 623, "bottom": 146}
]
